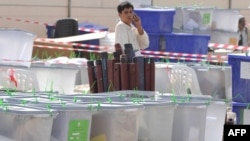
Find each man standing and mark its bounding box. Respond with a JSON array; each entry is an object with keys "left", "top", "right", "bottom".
[
  {"left": 238, "top": 16, "right": 250, "bottom": 46},
  {"left": 115, "top": 1, "right": 149, "bottom": 56}
]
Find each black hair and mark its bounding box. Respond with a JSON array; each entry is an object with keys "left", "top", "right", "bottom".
[
  {"left": 239, "top": 17, "right": 245, "bottom": 24},
  {"left": 117, "top": 1, "right": 134, "bottom": 13}
]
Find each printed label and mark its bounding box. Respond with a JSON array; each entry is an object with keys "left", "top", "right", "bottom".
[
  {"left": 240, "top": 62, "right": 250, "bottom": 79},
  {"left": 229, "top": 38, "right": 238, "bottom": 45},
  {"left": 68, "top": 120, "right": 89, "bottom": 141},
  {"left": 202, "top": 13, "right": 211, "bottom": 25}
]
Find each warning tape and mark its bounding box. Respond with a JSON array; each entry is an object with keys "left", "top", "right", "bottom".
[
  {"left": 34, "top": 44, "right": 227, "bottom": 63},
  {"left": 143, "top": 54, "right": 228, "bottom": 64},
  {"left": 36, "top": 38, "right": 229, "bottom": 60},
  {"left": 0, "top": 16, "right": 244, "bottom": 63},
  {"left": 0, "top": 16, "right": 49, "bottom": 26},
  {"left": 34, "top": 42, "right": 228, "bottom": 61},
  {"left": 33, "top": 45, "right": 113, "bottom": 54},
  {"left": 35, "top": 38, "right": 113, "bottom": 51},
  {"left": 208, "top": 43, "right": 250, "bottom": 51},
  {"left": 0, "top": 16, "right": 105, "bottom": 33},
  {"left": 2, "top": 16, "right": 250, "bottom": 50},
  {"left": 141, "top": 50, "right": 227, "bottom": 60}
]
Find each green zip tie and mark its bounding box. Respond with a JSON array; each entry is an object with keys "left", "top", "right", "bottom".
[
  {"left": 73, "top": 97, "right": 78, "bottom": 103},
  {"left": 119, "top": 93, "right": 125, "bottom": 101},
  {"left": 46, "top": 104, "right": 51, "bottom": 109},
  {"left": 21, "top": 100, "right": 27, "bottom": 106},
  {"left": 0, "top": 99, "right": 3, "bottom": 107},
  {"left": 97, "top": 101, "right": 101, "bottom": 110},
  {"left": 61, "top": 102, "right": 66, "bottom": 107},
  {"left": 3, "top": 106, "right": 9, "bottom": 112},
  {"left": 233, "top": 93, "right": 246, "bottom": 103},
  {"left": 171, "top": 88, "right": 176, "bottom": 102},
  {"left": 88, "top": 104, "right": 93, "bottom": 111},
  {"left": 247, "top": 103, "right": 250, "bottom": 109},
  {"left": 107, "top": 98, "right": 112, "bottom": 103}
]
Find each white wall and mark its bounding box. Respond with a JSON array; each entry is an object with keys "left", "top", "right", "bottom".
[{"left": 0, "top": 0, "right": 249, "bottom": 37}]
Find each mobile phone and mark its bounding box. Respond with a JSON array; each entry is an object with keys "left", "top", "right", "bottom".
[
  {"left": 133, "top": 13, "right": 138, "bottom": 21},
  {"left": 133, "top": 13, "right": 137, "bottom": 18}
]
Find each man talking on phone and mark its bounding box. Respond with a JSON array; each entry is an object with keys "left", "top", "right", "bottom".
[{"left": 115, "top": 1, "right": 149, "bottom": 56}]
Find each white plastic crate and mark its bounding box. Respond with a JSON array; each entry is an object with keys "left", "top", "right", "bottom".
[
  {"left": 156, "top": 95, "right": 209, "bottom": 141},
  {"left": 173, "top": 102, "right": 208, "bottom": 141},
  {"left": 174, "top": 7, "right": 214, "bottom": 31},
  {"left": 0, "top": 28, "right": 36, "bottom": 67},
  {"left": 212, "top": 9, "right": 240, "bottom": 32},
  {"left": 210, "top": 30, "right": 239, "bottom": 45},
  {"left": 0, "top": 68, "right": 40, "bottom": 92},
  {"left": 0, "top": 104, "right": 57, "bottom": 141},
  {"left": 204, "top": 100, "right": 227, "bottom": 141},
  {"left": 130, "top": 101, "right": 176, "bottom": 141},
  {"left": 30, "top": 63, "right": 81, "bottom": 94},
  {"left": 90, "top": 103, "right": 143, "bottom": 141},
  {"left": 155, "top": 62, "right": 232, "bottom": 99},
  {"left": 156, "top": 94, "right": 227, "bottom": 141},
  {"left": 50, "top": 104, "right": 93, "bottom": 141},
  {"left": 6, "top": 97, "right": 93, "bottom": 141}
]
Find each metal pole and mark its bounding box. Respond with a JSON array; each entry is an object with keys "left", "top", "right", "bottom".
[
  {"left": 229, "top": 0, "right": 232, "bottom": 9},
  {"left": 68, "top": 0, "right": 71, "bottom": 17}
]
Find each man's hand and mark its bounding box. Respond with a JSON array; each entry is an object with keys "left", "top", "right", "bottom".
[{"left": 133, "top": 13, "right": 144, "bottom": 35}]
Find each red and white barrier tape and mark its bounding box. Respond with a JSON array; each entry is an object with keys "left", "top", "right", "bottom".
[
  {"left": 0, "top": 51, "right": 227, "bottom": 65},
  {"left": 0, "top": 16, "right": 105, "bottom": 33},
  {"left": 36, "top": 38, "right": 229, "bottom": 59},
  {"left": 35, "top": 38, "right": 113, "bottom": 51},
  {"left": 141, "top": 50, "right": 227, "bottom": 60},
  {"left": 33, "top": 43, "right": 228, "bottom": 62},
  {"left": 0, "top": 16, "right": 49, "bottom": 26},
  {"left": 2, "top": 16, "right": 250, "bottom": 50},
  {"left": 143, "top": 54, "right": 228, "bottom": 64},
  {"left": 208, "top": 43, "right": 250, "bottom": 51},
  {"left": 33, "top": 45, "right": 113, "bottom": 54}
]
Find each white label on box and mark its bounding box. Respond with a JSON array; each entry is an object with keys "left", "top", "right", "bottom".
[
  {"left": 240, "top": 62, "right": 250, "bottom": 79},
  {"left": 243, "top": 109, "right": 250, "bottom": 124}
]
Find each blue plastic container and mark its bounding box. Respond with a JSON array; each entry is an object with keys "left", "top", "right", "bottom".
[
  {"left": 45, "top": 24, "right": 55, "bottom": 38},
  {"left": 145, "top": 33, "right": 165, "bottom": 51},
  {"left": 164, "top": 33, "right": 210, "bottom": 54},
  {"left": 232, "top": 102, "right": 250, "bottom": 124},
  {"left": 134, "top": 8, "right": 176, "bottom": 33},
  {"left": 228, "top": 54, "right": 250, "bottom": 102}
]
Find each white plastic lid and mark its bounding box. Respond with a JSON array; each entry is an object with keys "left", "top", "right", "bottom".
[
  {"left": 0, "top": 28, "right": 36, "bottom": 37},
  {"left": 88, "top": 103, "right": 143, "bottom": 110},
  {"left": 0, "top": 104, "right": 57, "bottom": 116},
  {"left": 6, "top": 97, "right": 62, "bottom": 104}
]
